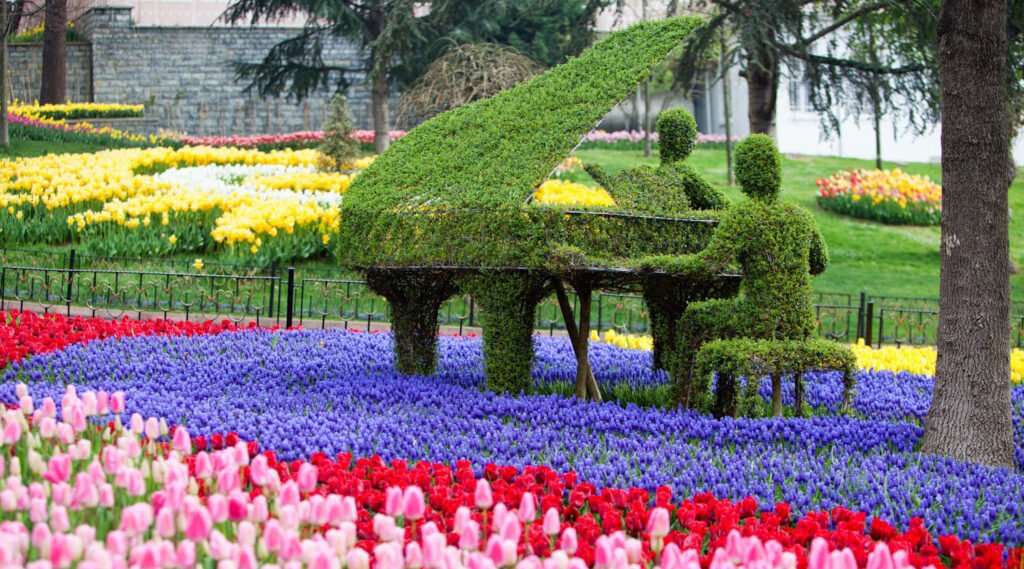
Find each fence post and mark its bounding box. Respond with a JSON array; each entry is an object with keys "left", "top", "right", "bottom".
[
  {"left": 65, "top": 249, "right": 76, "bottom": 317},
  {"left": 865, "top": 301, "right": 875, "bottom": 347},
  {"left": 856, "top": 291, "right": 867, "bottom": 340},
  {"left": 285, "top": 267, "right": 295, "bottom": 329},
  {"left": 268, "top": 262, "right": 277, "bottom": 317}
]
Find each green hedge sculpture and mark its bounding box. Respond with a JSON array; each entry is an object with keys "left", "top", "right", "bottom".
[{"left": 673, "top": 134, "right": 854, "bottom": 415}]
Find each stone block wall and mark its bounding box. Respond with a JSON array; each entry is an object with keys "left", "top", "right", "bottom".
[
  {"left": 8, "top": 42, "right": 92, "bottom": 103},
  {"left": 7, "top": 6, "right": 385, "bottom": 136}
]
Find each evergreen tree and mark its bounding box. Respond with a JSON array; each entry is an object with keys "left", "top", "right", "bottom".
[{"left": 318, "top": 94, "right": 360, "bottom": 172}]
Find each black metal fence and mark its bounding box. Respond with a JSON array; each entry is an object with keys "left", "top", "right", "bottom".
[{"left": 2, "top": 248, "right": 1021, "bottom": 347}]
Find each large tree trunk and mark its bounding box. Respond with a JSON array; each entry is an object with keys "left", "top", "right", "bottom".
[
  {"left": 745, "top": 52, "right": 777, "bottom": 136},
  {"left": 40, "top": 0, "right": 67, "bottom": 104},
  {"left": 371, "top": 70, "right": 390, "bottom": 154},
  {"left": 0, "top": 0, "right": 9, "bottom": 149},
  {"left": 921, "top": 0, "right": 1014, "bottom": 468}
]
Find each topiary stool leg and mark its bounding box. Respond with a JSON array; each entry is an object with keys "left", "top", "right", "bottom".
[
  {"left": 366, "top": 269, "right": 457, "bottom": 376},
  {"left": 464, "top": 272, "right": 549, "bottom": 395}
]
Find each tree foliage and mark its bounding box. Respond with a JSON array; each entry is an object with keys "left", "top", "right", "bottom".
[{"left": 318, "top": 93, "right": 360, "bottom": 172}]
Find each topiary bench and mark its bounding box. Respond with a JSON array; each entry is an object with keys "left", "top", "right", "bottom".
[{"left": 692, "top": 337, "right": 857, "bottom": 417}]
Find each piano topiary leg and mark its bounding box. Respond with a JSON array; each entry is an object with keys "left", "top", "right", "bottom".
[
  {"left": 366, "top": 269, "right": 457, "bottom": 376},
  {"left": 463, "top": 272, "right": 549, "bottom": 395}
]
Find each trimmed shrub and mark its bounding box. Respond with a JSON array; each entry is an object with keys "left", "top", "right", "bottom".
[
  {"left": 734, "top": 134, "right": 782, "bottom": 201},
  {"left": 463, "top": 273, "right": 550, "bottom": 394},
  {"left": 656, "top": 108, "right": 698, "bottom": 163},
  {"left": 366, "top": 270, "right": 457, "bottom": 376},
  {"left": 338, "top": 17, "right": 703, "bottom": 270}
]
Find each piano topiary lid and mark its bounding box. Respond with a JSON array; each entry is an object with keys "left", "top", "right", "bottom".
[{"left": 339, "top": 16, "right": 703, "bottom": 269}]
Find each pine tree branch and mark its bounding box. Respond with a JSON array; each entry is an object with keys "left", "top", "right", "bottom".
[
  {"left": 775, "top": 40, "right": 926, "bottom": 74},
  {"left": 797, "top": 1, "right": 894, "bottom": 46}
]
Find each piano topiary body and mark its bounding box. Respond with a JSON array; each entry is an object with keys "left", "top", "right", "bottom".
[{"left": 337, "top": 17, "right": 739, "bottom": 397}]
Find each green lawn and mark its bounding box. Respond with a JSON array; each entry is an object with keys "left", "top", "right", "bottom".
[
  {"left": 0, "top": 138, "right": 111, "bottom": 158},
  {"left": 573, "top": 145, "right": 1024, "bottom": 301}
]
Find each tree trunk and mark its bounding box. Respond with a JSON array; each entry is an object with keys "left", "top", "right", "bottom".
[
  {"left": 554, "top": 281, "right": 602, "bottom": 402},
  {"left": 40, "top": 0, "right": 67, "bottom": 104},
  {"left": 745, "top": 52, "right": 777, "bottom": 136},
  {"left": 0, "top": 0, "right": 9, "bottom": 150},
  {"left": 643, "top": 78, "right": 652, "bottom": 157},
  {"left": 371, "top": 70, "right": 389, "bottom": 154},
  {"left": 921, "top": 0, "right": 1014, "bottom": 468},
  {"left": 720, "top": 32, "right": 733, "bottom": 185},
  {"left": 872, "top": 90, "right": 882, "bottom": 170}
]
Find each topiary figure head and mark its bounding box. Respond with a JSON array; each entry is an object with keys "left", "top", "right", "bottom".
[
  {"left": 657, "top": 108, "right": 698, "bottom": 163},
  {"left": 735, "top": 134, "right": 782, "bottom": 201}
]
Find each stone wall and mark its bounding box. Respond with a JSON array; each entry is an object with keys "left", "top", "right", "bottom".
[
  {"left": 68, "top": 6, "right": 382, "bottom": 136},
  {"left": 8, "top": 42, "right": 93, "bottom": 103}
]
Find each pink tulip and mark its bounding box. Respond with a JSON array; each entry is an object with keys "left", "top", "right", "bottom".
[
  {"left": 125, "top": 469, "right": 145, "bottom": 497},
  {"left": 252, "top": 495, "right": 269, "bottom": 522},
  {"left": 485, "top": 536, "right": 505, "bottom": 567},
  {"left": 216, "top": 466, "right": 241, "bottom": 494},
  {"left": 404, "top": 486, "right": 426, "bottom": 520},
  {"left": 44, "top": 454, "right": 72, "bottom": 484},
  {"left": 49, "top": 533, "right": 74, "bottom": 568},
  {"left": 81, "top": 391, "right": 97, "bottom": 416},
  {"left": 279, "top": 480, "right": 300, "bottom": 508},
  {"left": 385, "top": 486, "right": 403, "bottom": 516},
  {"left": 500, "top": 515, "right": 522, "bottom": 544},
  {"left": 341, "top": 496, "right": 358, "bottom": 523},
  {"left": 347, "top": 548, "right": 370, "bottom": 569},
  {"left": 184, "top": 506, "right": 213, "bottom": 541},
  {"left": 156, "top": 507, "right": 177, "bottom": 538},
  {"left": 454, "top": 506, "right": 472, "bottom": 535},
  {"left": 460, "top": 520, "right": 481, "bottom": 551},
  {"left": 261, "top": 520, "right": 284, "bottom": 553},
  {"left": 119, "top": 503, "right": 153, "bottom": 535},
  {"left": 646, "top": 508, "right": 670, "bottom": 539},
  {"left": 250, "top": 455, "right": 269, "bottom": 485},
  {"left": 867, "top": 543, "right": 895, "bottom": 569},
  {"left": 172, "top": 425, "right": 191, "bottom": 454},
  {"left": 194, "top": 452, "right": 212, "bottom": 479},
  {"left": 406, "top": 542, "right": 424, "bottom": 569},
  {"left": 29, "top": 498, "right": 47, "bottom": 523},
  {"left": 311, "top": 549, "right": 337, "bottom": 569},
  {"left": 808, "top": 538, "right": 830, "bottom": 569},
  {"left": 279, "top": 531, "right": 303, "bottom": 561},
  {"left": 41, "top": 397, "right": 57, "bottom": 418},
  {"left": 542, "top": 509, "right": 560, "bottom": 536},
  {"left": 208, "top": 494, "right": 229, "bottom": 523},
  {"left": 98, "top": 484, "right": 114, "bottom": 508},
  {"left": 560, "top": 528, "right": 578, "bottom": 554},
  {"left": 30, "top": 521, "right": 50, "bottom": 548},
  {"left": 423, "top": 533, "right": 446, "bottom": 568},
  {"left": 110, "top": 392, "right": 125, "bottom": 414},
  {"left": 130, "top": 414, "right": 144, "bottom": 434},
  {"left": 475, "top": 479, "right": 493, "bottom": 510},
  {"left": 176, "top": 541, "right": 196, "bottom": 567},
  {"left": 144, "top": 417, "right": 160, "bottom": 440},
  {"left": 96, "top": 391, "right": 109, "bottom": 415},
  {"left": 518, "top": 492, "right": 536, "bottom": 523},
  {"left": 38, "top": 417, "right": 56, "bottom": 439},
  {"left": 297, "top": 462, "right": 318, "bottom": 492},
  {"left": 2, "top": 419, "right": 21, "bottom": 445},
  {"left": 18, "top": 396, "right": 33, "bottom": 416},
  {"left": 236, "top": 545, "right": 258, "bottom": 569}
]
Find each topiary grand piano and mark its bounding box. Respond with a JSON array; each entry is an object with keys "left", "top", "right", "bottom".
[{"left": 336, "top": 17, "right": 740, "bottom": 400}]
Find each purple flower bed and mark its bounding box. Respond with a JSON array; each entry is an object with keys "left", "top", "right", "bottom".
[{"left": 4, "top": 329, "right": 1024, "bottom": 546}]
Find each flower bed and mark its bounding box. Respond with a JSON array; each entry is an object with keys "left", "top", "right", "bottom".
[
  {"left": 0, "top": 383, "right": 994, "bottom": 568},
  {"left": 179, "top": 130, "right": 409, "bottom": 150},
  {"left": 9, "top": 101, "right": 145, "bottom": 121},
  {"left": 816, "top": 169, "right": 942, "bottom": 226},
  {"left": 0, "top": 310, "right": 259, "bottom": 369},
  {"left": 6, "top": 328, "right": 1024, "bottom": 551},
  {"left": 0, "top": 146, "right": 619, "bottom": 266}
]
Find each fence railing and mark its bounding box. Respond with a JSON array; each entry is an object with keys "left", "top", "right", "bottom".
[{"left": 1, "top": 248, "right": 1021, "bottom": 347}]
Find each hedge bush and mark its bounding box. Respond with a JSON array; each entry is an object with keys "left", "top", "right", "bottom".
[
  {"left": 338, "top": 17, "right": 703, "bottom": 270},
  {"left": 657, "top": 108, "right": 698, "bottom": 163}
]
